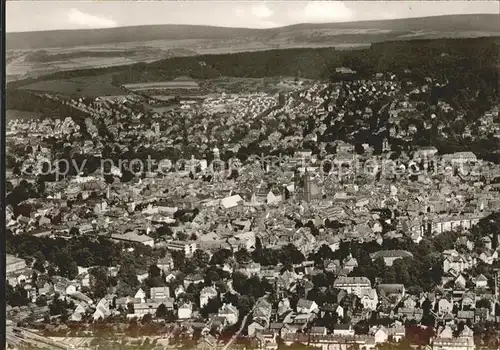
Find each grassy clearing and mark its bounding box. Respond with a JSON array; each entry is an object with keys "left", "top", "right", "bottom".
[
  {"left": 19, "top": 74, "right": 128, "bottom": 97},
  {"left": 123, "top": 81, "right": 200, "bottom": 91},
  {"left": 6, "top": 109, "right": 43, "bottom": 120}
]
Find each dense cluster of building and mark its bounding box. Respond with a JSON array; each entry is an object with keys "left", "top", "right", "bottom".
[{"left": 5, "top": 71, "right": 500, "bottom": 349}]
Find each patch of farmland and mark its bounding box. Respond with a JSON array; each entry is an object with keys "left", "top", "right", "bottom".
[
  {"left": 150, "top": 95, "right": 176, "bottom": 101},
  {"left": 123, "top": 81, "right": 200, "bottom": 91},
  {"left": 19, "top": 77, "right": 128, "bottom": 97},
  {"left": 6, "top": 109, "right": 43, "bottom": 120},
  {"left": 70, "top": 57, "right": 137, "bottom": 65}
]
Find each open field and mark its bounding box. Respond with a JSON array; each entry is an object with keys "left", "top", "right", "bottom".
[
  {"left": 6, "top": 109, "right": 43, "bottom": 120},
  {"left": 6, "top": 47, "right": 198, "bottom": 82},
  {"left": 123, "top": 80, "right": 200, "bottom": 91},
  {"left": 150, "top": 95, "right": 176, "bottom": 101},
  {"left": 19, "top": 74, "right": 128, "bottom": 97}
]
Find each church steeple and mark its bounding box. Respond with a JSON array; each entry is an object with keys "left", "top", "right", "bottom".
[
  {"left": 303, "top": 169, "right": 311, "bottom": 202},
  {"left": 213, "top": 146, "right": 220, "bottom": 161}
]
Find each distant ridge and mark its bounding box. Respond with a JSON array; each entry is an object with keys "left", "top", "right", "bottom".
[{"left": 7, "top": 14, "right": 500, "bottom": 50}]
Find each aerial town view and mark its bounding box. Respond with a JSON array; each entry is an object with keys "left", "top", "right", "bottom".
[{"left": 4, "top": 1, "right": 500, "bottom": 349}]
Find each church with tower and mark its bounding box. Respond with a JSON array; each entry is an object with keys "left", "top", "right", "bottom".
[{"left": 294, "top": 169, "right": 322, "bottom": 202}]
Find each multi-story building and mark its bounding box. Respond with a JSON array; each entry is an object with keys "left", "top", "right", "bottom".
[
  {"left": 163, "top": 240, "right": 197, "bottom": 256},
  {"left": 150, "top": 287, "right": 170, "bottom": 301},
  {"left": 6, "top": 255, "right": 27, "bottom": 274},
  {"left": 333, "top": 277, "right": 372, "bottom": 297},
  {"left": 370, "top": 250, "right": 414, "bottom": 266}
]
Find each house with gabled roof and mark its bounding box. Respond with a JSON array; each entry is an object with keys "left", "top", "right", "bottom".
[
  {"left": 296, "top": 299, "right": 319, "bottom": 314},
  {"left": 443, "top": 254, "right": 475, "bottom": 274},
  {"left": 248, "top": 318, "right": 267, "bottom": 337},
  {"left": 67, "top": 291, "right": 93, "bottom": 305},
  {"left": 377, "top": 284, "right": 405, "bottom": 303},
  {"left": 436, "top": 325, "right": 453, "bottom": 339},
  {"left": 178, "top": 302, "right": 193, "bottom": 320},
  {"left": 370, "top": 325, "right": 389, "bottom": 344},
  {"left": 70, "top": 300, "right": 88, "bottom": 321},
  {"left": 75, "top": 271, "right": 90, "bottom": 287},
  {"left": 459, "top": 325, "right": 474, "bottom": 340},
  {"left": 310, "top": 326, "right": 327, "bottom": 337},
  {"left": 267, "top": 188, "right": 283, "bottom": 205},
  {"left": 457, "top": 310, "right": 475, "bottom": 323},
  {"left": 478, "top": 249, "right": 498, "bottom": 265},
  {"left": 333, "top": 324, "right": 355, "bottom": 336},
  {"left": 438, "top": 297, "right": 453, "bottom": 315},
  {"left": 218, "top": 303, "right": 239, "bottom": 326},
  {"left": 37, "top": 281, "right": 53, "bottom": 296},
  {"left": 461, "top": 291, "right": 476, "bottom": 309},
  {"left": 431, "top": 336, "right": 474, "bottom": 350},
  {"left": 132, "top": 300, "right": 163, "bottom": 318},
  {"left": 475, "top": 307, "right": 489, "bottom": 322},
  {"left": 184, "top": 274, "right": 204, "bottom": 288},
  {"left": 397, "top": 308, "right": 423, "bottom": 321},
  {"left": 403, "top": 295, "right": 418, "bottom": 309},
  {"left": 197, "top": 334, "right": 219, "bottom": 350},
  {"left": 134, "top": 288, "right": 146, "bottom": 303},
  {"left": 157, "top": 254, "right": 174, "bottom": 272},
  {"left": 388, "top": 325, "right": 406, "bottom": 342},
  {"left": 343, "top": 256, "right": 358, "bottom": 273},
  {"left": 455, "top": 274, "right": 467, "bottom": 289},
  {"left": 93, "top": 297, "right": 111, "bottom": 321},
  {"left": 359, "top": 288, "right": 378, "bottom": 311},
  {"left": 200, "top": 286, "right": 217, "bottom": 308},
  {"left": 474, "top": 274, "right": 489, "bottom": 289}
]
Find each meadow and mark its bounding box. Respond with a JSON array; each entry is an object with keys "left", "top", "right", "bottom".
[
  {"left": 19, "top": 74, "right": 128, "bottom": 97},
  {"left": 123, "top": 80, "right": 200, "bottom": 91}
]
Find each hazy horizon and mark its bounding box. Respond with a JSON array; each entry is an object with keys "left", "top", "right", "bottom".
[{"left": 7, "top": 1, "right": 500, "bottom": 33}]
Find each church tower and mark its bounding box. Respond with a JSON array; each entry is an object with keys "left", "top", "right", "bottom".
[
  {"left": 211, "top": 146, "right": 224, "bottom": 182},
  {"left": 153, "top": 122, "right": 160, "bottom": 136},
  {"left": 382, "top": 138, "right": 390, "bottom": 153},
  {"left": 213, "top": 146, "right": 220, "bottom": 161},
  {"left": 303, "top": 170, "right": 312, "bottom": 202},
  {"left": 294, "top": 169, "right": 302, "bottom": 189}
]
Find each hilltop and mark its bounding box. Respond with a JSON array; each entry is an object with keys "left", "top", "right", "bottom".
[
  {"left": 7, "top": 14, "right": 500, "bottom": 50},
  {"left": 6, "top": 14, "right": 499, "bottom": 82}
]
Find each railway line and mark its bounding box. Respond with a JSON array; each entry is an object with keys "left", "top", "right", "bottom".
[{"left": 6, "top": 327, "right": 75, "bottom": 349}]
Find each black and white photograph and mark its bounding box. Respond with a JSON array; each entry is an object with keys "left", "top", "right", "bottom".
[{"left": 3, "top": 1, "right": 500, "bottom": 349}]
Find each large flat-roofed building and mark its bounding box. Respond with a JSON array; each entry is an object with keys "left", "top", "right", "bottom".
[
  {"left": 7, "top": 254, "right": 27, "bottom": 274},
  {"left": 110, "top": 231, "right": 155, "bottom": 247},
  {"left": 370, "top": 250, "right": 414, "bottom": 266},
  {"left": 441, "top": 152, "right": 478, "bottom": 164}
]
